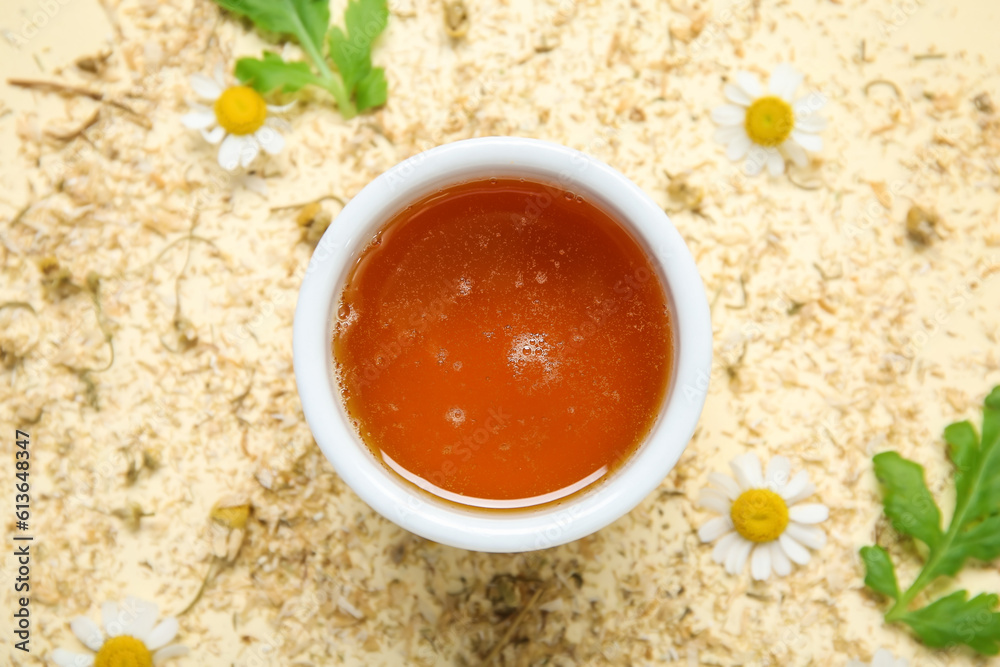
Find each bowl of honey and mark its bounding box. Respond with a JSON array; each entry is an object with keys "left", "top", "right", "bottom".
[{"left": 293, "top": 137, "right": 712, "bottom": 552}]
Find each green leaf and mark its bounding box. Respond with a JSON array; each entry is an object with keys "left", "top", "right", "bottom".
[
  {"left": 860, "top": 546, "right": 900, "bottom": 599},
  {"left": 213, "top": 0, "right": 330, "bottom": 52},
  {"left": 873, "top": 451, "right": 944, "bottom": 550},
  {"left": 236, "top": 53, "right": 321, "bottom": 93},
  {"left": 965, "top": 387, "right": 1000, "bottom": 522},
  {"left": 945, "top": 420, "right": 979, "bottom": 501},
  {"left": 354, "top": 67, "right": 387, "bottom": 111},
  {"left": 871, "top": 388, "right": 1000, "bottom": 652},
  {"left": 956, "top": 515, "right": 1000, "bottom": 563},
  {"left": 901, "top": 591, "right": 1000, "bottom": 655},
  {"left": 932, "top": 387, "right": 1000, "bottom": 577},
  {"left": 328, "top": 0, "right": 388, "bottom": 94},
  {"left": 212, "top": 0, "right": 388, "bottom": 118}
]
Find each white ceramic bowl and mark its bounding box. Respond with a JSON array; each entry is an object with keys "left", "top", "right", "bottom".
[{"left": 293, "top": 137, "right": 712, "bottom": 553}]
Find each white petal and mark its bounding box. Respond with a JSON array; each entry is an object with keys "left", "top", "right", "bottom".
[
  {"left": 266, "top": 101, "right": 296, "bottom": 113},
  {"left": 795, "top": 114, "right": 826, "bottom": 133},
  {"left": 70, "top": 616, "right": 103, "bottom": 651},
  {"left": 51, "top": 649, "right": 95, "bottom": 667},
  {"left": 780, "top": 470, "right": 816, "bottom": 505},
  {"left": 201, "top": 126, "right": 226, "bottom": 144},
  {"left": 725, "top": 536, "right": 753, "bottom": 574},
  {"left": 153, "top": 644, "right": 190, "bottom": 664},
  {"left": 735, "top": 71, "right": 763, "bottom": 99},
  {"left": 779, "top": 533, "right": 811, "bottom": 565},
  {"left": 872, "top": 649, "right": 897, "bottom": 667},
  {"left": 241, "top": 174, "right": 269, "bottom": 197},
  {"left": 785, "top": 522, "right": 827, "bottom": 550},
  {"left": 712, "top": 531, "right": 741, "bottom": 563},
  {"left": 780, "top": 139, "right": 808, "bottom": 167},
  {"left": 213, "top": 62, "right": 226, "bottom": 88},
  {"left": 698, "top": 516, "right": 734, "bottom": 543},
  {"left": 730, "top": 453, "right": 764, "bottom": 489},
  {"left": 789, "top": 503, "right": 829, "bottom": 524},
  {"left": 266, "top": 116, "right": 291, "bottom": 132},
  {"left": 750, "top": 544, "right": 771, "bottom": 581},
  {"left": 711, "top": 104, "right": 746, "bottom": 126},
  {"left": 765, "top": 456, "right": 791, "bottom": 489},
  {"left": 255, "top": 127, "right": 285, "bottom": 155},
  {"left": 240, "top": 138, "right": 261, "bottom": 167},
  {"left": 713, "top": 125, "right": 744, "bottom": 145},
  {"left": 218, "top": 134, "right": 246, "bottom": 171},
  {"left": 190, "top": 74, "right": 222, "bottom": 101},
  {"left": 708, "top": 472, "right": 741, "bottom": 500},
  {"left": 743, "top": 152, "right": 766, "bottom": 176},
  {"left": 146, "top": 618, "right": 179, "bottom": 650},
  {"left": 766, "top": 150, "right": 785, "bottom": 176},
  {"left": 726, "top": 134, "right": 752, "bottom": 161},
  {"left": 724, "top": 83, "right": 753, "bottom": 106},
  {"left": 698, "top": 488, "right": 732, "bottom": 514},
  {"left": 102, "top": 601, "right": 123, "bottom": 637},
  {"left": 769, "top": 63, "right": 803, "bottom": 102},
  {"left": 769, "top": 541, "right": 791, "bottom": 576},
  {"left": 792, "top": 130, "right": 823, "bottom": 152},
  {"left": 180, "top": 110, "right": 215, "bottom": 129},
  {"left": 122, "top": 597, "right": 158, "bottom": 641}
]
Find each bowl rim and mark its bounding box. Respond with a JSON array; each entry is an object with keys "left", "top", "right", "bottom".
[{"left": 293, "top": 136, "right": 712, "bottom": 552}]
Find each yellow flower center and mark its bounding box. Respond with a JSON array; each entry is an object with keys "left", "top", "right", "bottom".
[
  {"left": 730, "top": 489, "right": 789, "bottom": 543},
  {"left": 744, "top": 95, "right": 794, "bottom": 147},
  {"left": 94, "top": 636, "right": 153, "bottom": 667},
  {"left": 213, "top": 86, "right": 267, "bottom": 136}
]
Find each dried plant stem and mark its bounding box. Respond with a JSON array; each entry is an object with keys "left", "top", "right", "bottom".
[
  {"left": 178, "top": 560, "right": 221, "bottom": 616},
  {"left": 482, "top": 585, "right": 546, "bottom": 664},
  {"left": 8, "top": 78, "right": 103, "bottom": 100},
  {"left": 270, "top": 194, "right": 346, "bottom": 211},
  {"left": 46, "top": 108, "right": 101, "bottom": 141},
  {"left": 863, "top": 79, "right": 904, "bottom": 101},
  {"left": 7, "top": 78, "right": 150, "bottom": 128}
]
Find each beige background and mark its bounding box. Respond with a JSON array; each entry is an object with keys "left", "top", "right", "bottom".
[{"left": 2, "top": 0, "right": 1000, "bottom": 664}]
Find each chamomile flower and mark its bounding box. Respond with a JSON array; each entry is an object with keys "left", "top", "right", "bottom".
[
  {"left": 847, "top": 649, "right": 909, "bottom": 667},
  {"left": 51, "top": 596, "right": 188, "bottom": 667},
  {"left": 697, "top": 453, "right": 829, "bottom": 580},
  {"left": 182, "top": 64, "right": 292, "bottom": 171},
  {"left": 711, "top": 64, "right": 827, "bottom": 176}
]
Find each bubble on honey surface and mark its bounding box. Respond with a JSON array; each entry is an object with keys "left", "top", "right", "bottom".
[
  {"left": 453, "top": 361, "right": 463, "bottom": 370},
  {"left": 535, "top": 271, "right": 548, "bottom": 284},
  {"left": 336, "top": 302, "right": 358, "bottom": 328},
  {"left": 446, "top": 407, "right": 466, "bottom": 426},
  {"left": 509, "top": 333, "right": 552, "bottom": 367},
  {"left": 514, "top": 272, "right": 524, "bottom": 288},
  {"left": 457, "top": 276, "right": 473, "bottom": 296},
  {"left": 489, "top": 177, "right": 498, "bottom": 185},
  {"left": 437, "top": 348, "right": 449, "bottom": 364},
  {"left": 508, "top": 333, "right": 563, "bottom": 390}
]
